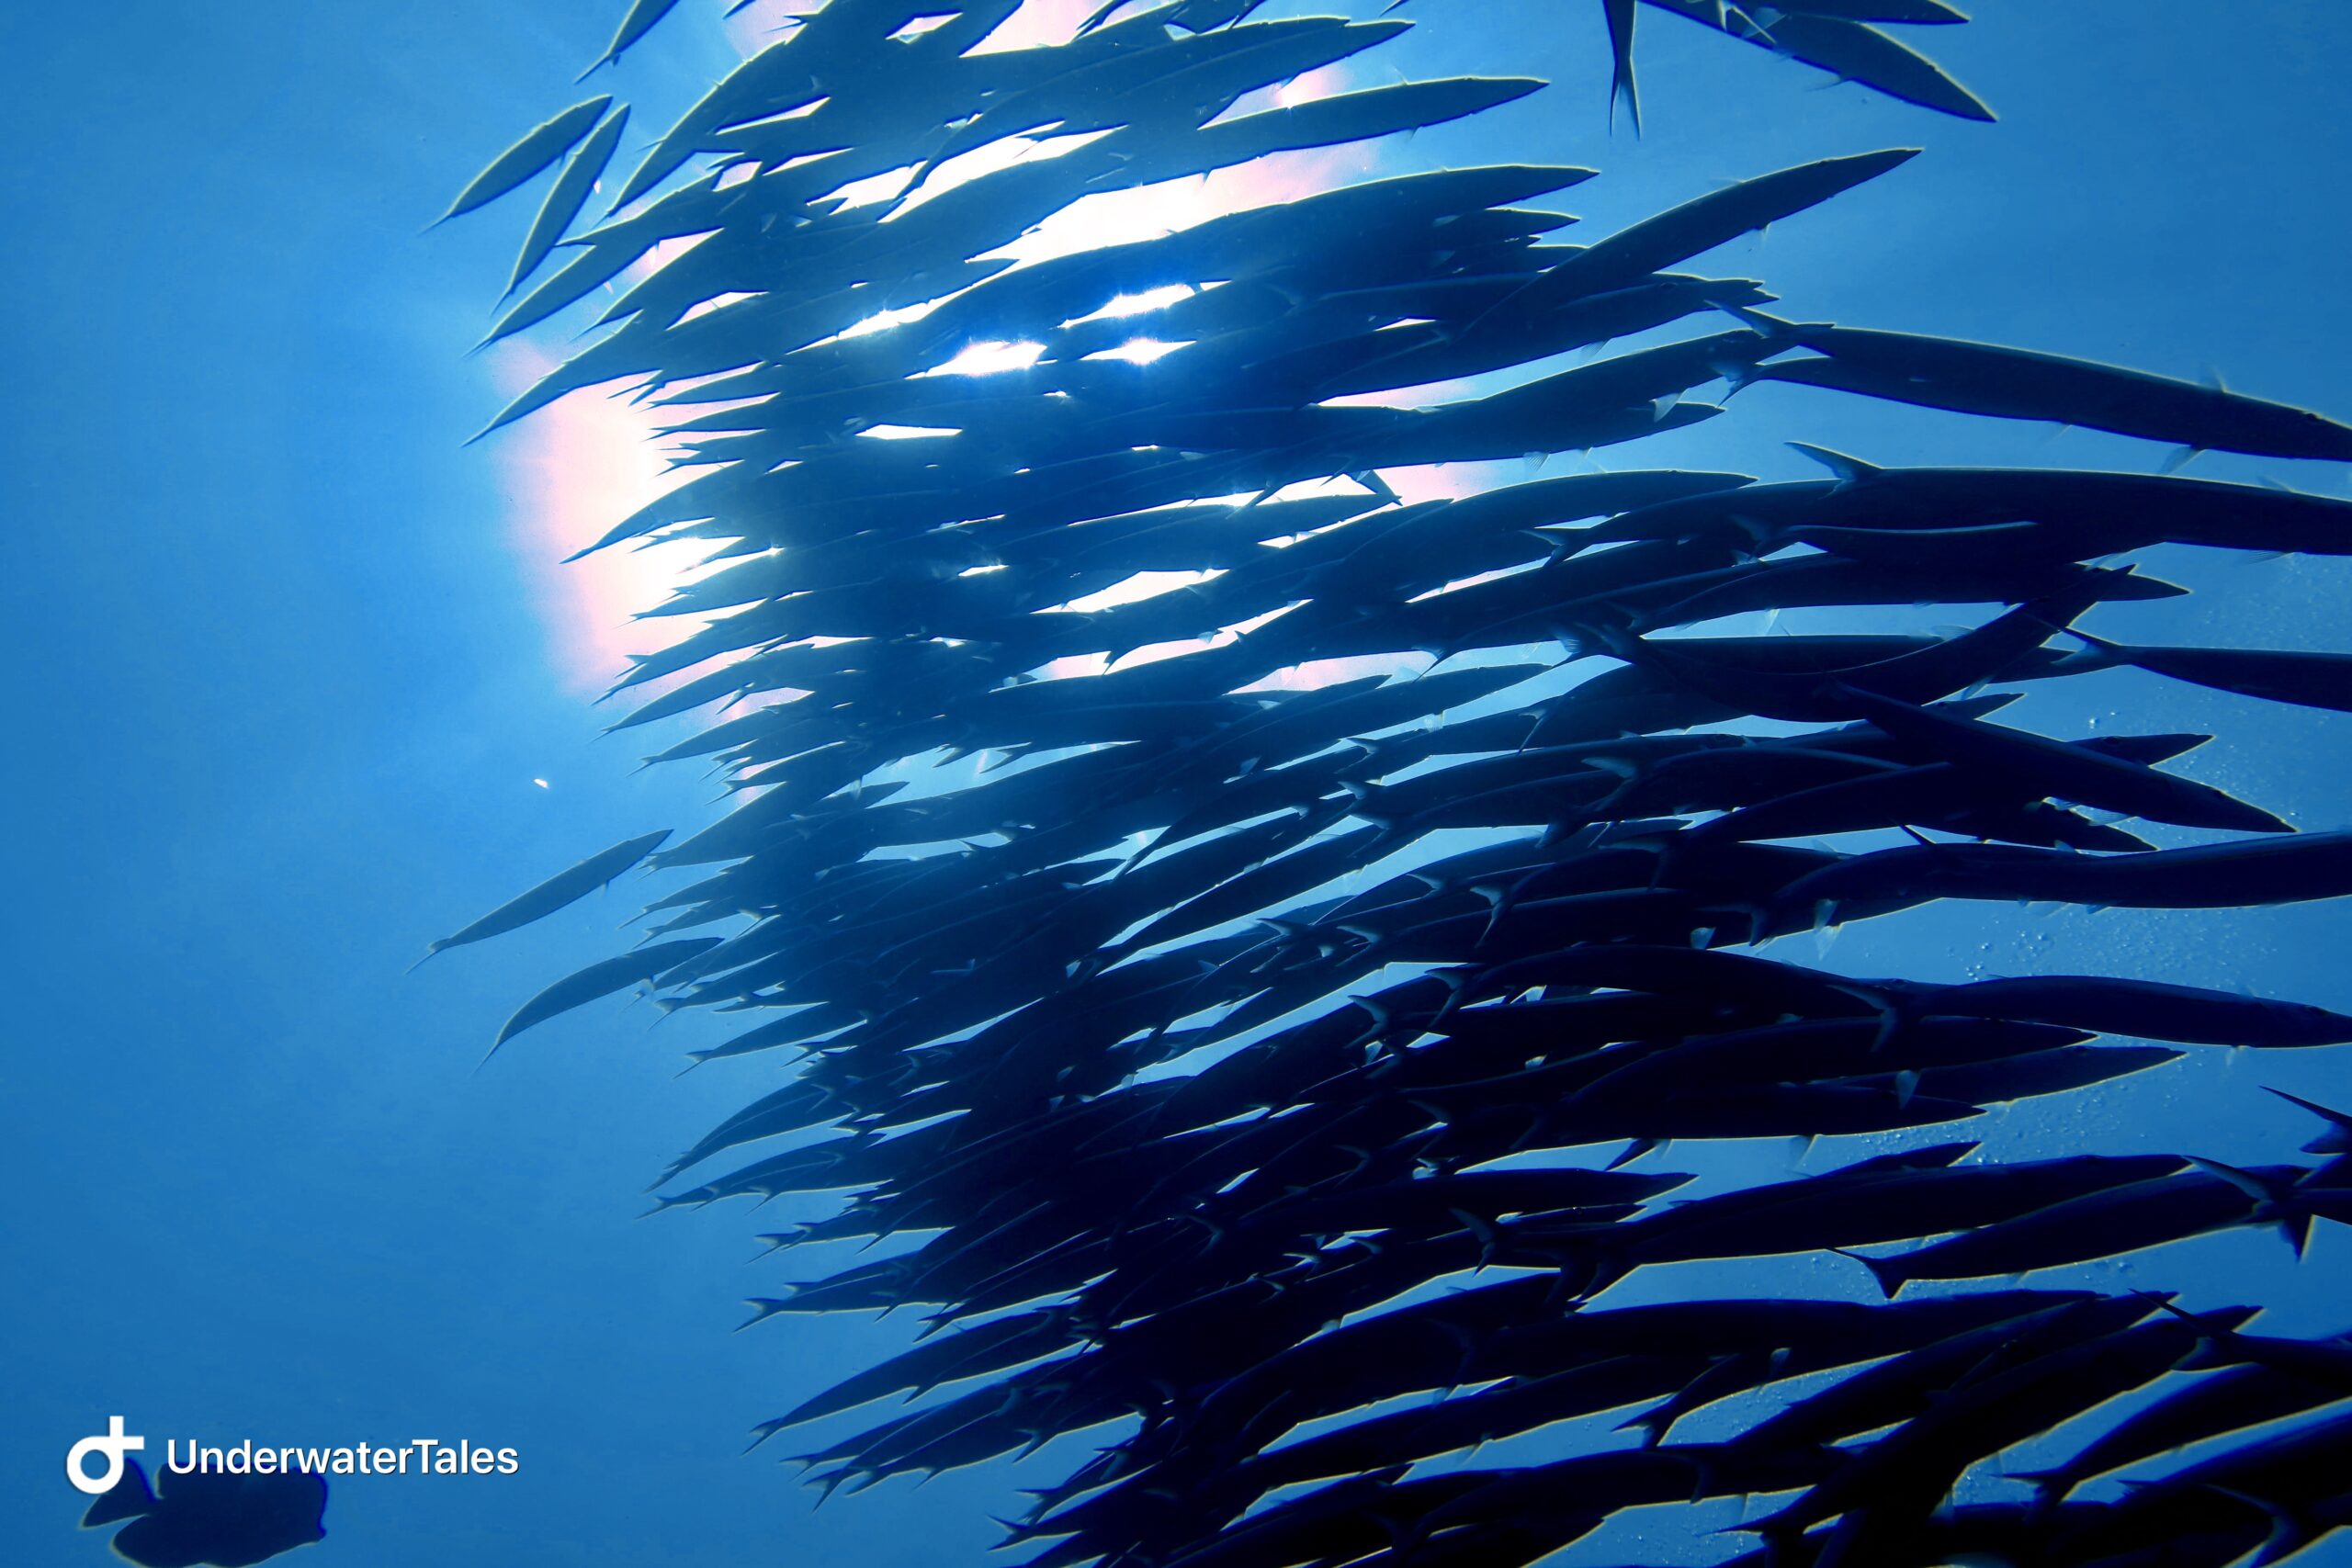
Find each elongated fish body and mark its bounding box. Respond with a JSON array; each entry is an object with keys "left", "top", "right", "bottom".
[
  {"left": 1751, "top": 1317, "right": 2219, "bottom": 1552},
  {"left": 1639, "top": 0, "right": 1993, "bottom": 118},
  {"left": 1748, "top": 320, "right": 2352, "bottom": 460},
  {"left": 1847, "top": 1166, "right": 2301, "bottom": 1292},
  {"left": 505, "top": 106, "right": 628, "bottom": 298},
  {"left": 1182, "top": 73, "right": 1546, "bottom": 167},
  {"left": 903, "top": 17, "right": 1403, "bottom": 190},
  {"left": 1595, "top": 456, "right": 2352, "bottom": 559},
  {"left": 1755, "top": 1, "right": 1969, "bottom": 19},
  {"left": 1545, "top": 149, "right": 1919, "bottom": 300},
  {"left": 579, "top": 0, "right": 684, "bottom": 78},
  {"left": 604, "top": 0, "right": 1026, "bottom": 214},
  {"left": 1608, "top": 581, "right": 2101, "bottom": 722},
  {"left": 2017, "top": 1360, "right": 2347, "bottom": 1502},
  {"left": 1896, "top": 974, "right": 2352, "bottom": 1047},
  {"left": 415, "top": 829, "right": 670, "bottom": 965},
  {"left": 2067, "top": 627, "right": 2352, "bottom": 714},
  {"left": 1733, "top": 1295, "right": 2137, "bottom": 1457},
  {"left": 1566, "top": 1016, "right": 2086, "bottom": 1117},
  {"left": 1626, "top": 1157, "right": 2187, "bottom": 1271},
  {"left": 1794, "top": 450, "right": 2352, "bottom": 553},
  {"left": 1781, "top": 830, "right": 2352, "bottom": 917},
  {"left": 1829, "top": 682, "right": 2290, "bottom": 834},
  {"left": 488, "top": 937, "right": 724, "bottom": 1055},
  {"left": 434, "top": 96, "right": 611, "bottom": 227},
  {"left": 1700, "top": 757, "right": 2111, "bottom": 845}
]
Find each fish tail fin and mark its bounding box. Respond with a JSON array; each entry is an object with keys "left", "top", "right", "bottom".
[
  {"left": 80, "top": 1458, "right": 154, "bottom": 1528},
  {"left": 736, "top": 1296, "right": 796, "bottom": 1332},
  {"left": 2184, "top": 1153, "right": 2306, "bottom": 1251},
  {"left": 806, "top": 1465, "right": 863, "bottom": 1507},
  {"left": 2199, "top": 1484, "right": 2323, "bottom": 1568},
  {"left": 1611, "top": 73, "right": 1642, "bottom": 138},
  {"left": 1602, "top": 0, "right": 1641, "bottom": 135}
]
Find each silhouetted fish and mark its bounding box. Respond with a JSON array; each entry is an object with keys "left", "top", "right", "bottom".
[{"left": 82, "top": 1459, "right": 325, "bottom": 1568}]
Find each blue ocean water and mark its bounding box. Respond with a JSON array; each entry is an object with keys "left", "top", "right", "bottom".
[{"left": 5, "top": 2, "right": 2350, "bottom": 1563}]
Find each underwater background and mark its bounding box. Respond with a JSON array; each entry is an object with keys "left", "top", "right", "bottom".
[{"left": 7, "top": 2, "right": 2352, "bottom": 1563}]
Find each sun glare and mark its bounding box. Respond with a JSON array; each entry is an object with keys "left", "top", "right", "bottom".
[
  {"left": 493, "top": 2, "right": 1379, "bottom": 698},
  {"left": 485, "top": 342, "right": 715, "bottom": 697},
  {"left": 929, "top": 340, "right": 1048, "bottom": 376}
]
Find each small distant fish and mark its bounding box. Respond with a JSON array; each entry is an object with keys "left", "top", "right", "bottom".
[
  {"left": 82, "top": 1458, "right": 326, "bottom": 1568},
  {"left": 579, "top": 0, "right": 685, "bottom": 79},
  {"left": 413, "top": 829, "right": 671, "bottom": 969},
  {"left": 432, "top": 96, "right": 612, "bottom": 228}
]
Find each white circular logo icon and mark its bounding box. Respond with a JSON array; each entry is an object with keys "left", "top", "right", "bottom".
[{"left": 65, "top": 1416, "right": 144, "bottom": 1496}]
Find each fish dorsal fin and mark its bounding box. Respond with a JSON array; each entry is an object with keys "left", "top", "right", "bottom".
[{"left": 1787, "top": 442, "right": 1881, "bottom": 483}]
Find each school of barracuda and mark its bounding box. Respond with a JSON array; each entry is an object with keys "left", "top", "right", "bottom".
[{"left": 424, "top": 1, "right": 2352, "bottom": 1562}]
